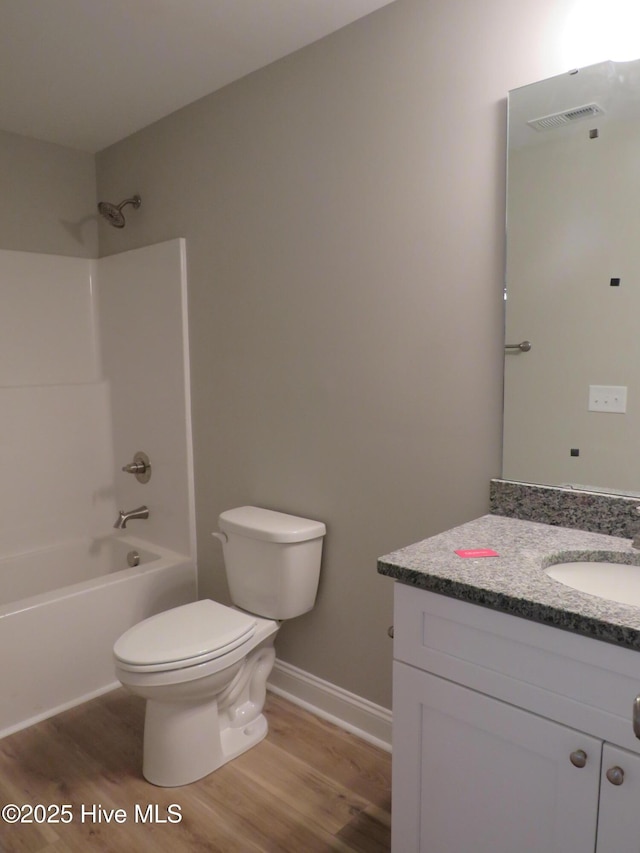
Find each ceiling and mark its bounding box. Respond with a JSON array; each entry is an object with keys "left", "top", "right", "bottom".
[{"left": 0, "top": 0, "right": 396, "bottom": 153}]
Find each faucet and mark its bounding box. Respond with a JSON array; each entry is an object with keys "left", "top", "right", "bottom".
[{"left": 114, "top": 505, "right": 149, "bottom": 529}]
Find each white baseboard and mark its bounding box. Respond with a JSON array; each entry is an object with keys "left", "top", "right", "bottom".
[{"left": 267, "top": 659, "right": 392, "bottom": 752}]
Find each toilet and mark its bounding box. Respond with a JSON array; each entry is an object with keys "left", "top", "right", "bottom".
[{"left": 113, "top": 506, "right": 326, "bottom": 787}]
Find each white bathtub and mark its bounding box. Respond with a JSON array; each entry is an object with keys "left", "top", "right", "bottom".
[{"left": 0, "top": 535, "right": 196, "bottom": 738}]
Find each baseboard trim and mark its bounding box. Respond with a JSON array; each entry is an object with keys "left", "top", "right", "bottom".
[{"left": 267, "top": 659, "right": 392, "bottom": 752}]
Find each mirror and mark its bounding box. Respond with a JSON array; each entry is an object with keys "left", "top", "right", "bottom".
[{"left": 503, "top": 58, "right": 640, "bottom": 496}]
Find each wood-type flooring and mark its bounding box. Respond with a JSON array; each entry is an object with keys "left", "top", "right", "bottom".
[{"left": 0, "top": 690, "right": 391, "bottom": 852}]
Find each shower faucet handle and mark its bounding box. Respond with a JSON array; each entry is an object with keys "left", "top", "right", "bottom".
[
  {"left": 123, "top": 461, "right": 146, "bottom": 474},
  {"left": 121, "top": 451, "right": 151, "bottom": 483}
]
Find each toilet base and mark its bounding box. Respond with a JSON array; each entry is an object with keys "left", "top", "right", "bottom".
[
  {"left": 139, "top": 640, "right": 277, "bottom": 787},
  {"left": 221, "top": 712, "right": 268, "bottom": 762},
  {"left": 142, "top": 699, "right": 269, "bottom": 787}
]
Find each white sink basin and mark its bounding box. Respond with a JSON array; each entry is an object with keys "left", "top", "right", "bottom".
[{"left": 545, "top": 559, "right": 640, "bottom": 607}]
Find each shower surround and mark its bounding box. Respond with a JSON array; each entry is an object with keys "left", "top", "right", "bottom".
[{"left": 0, "top": 238, "right": 196, "bottom": 737}]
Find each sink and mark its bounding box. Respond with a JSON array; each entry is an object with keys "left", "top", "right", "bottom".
[{"left": 545, "top": 556, "right": 640, "bottom": 607}]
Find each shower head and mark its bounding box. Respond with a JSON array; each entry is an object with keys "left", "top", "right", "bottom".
[{"left": 97, "top": 194, "right": 142, "bottom": 228}]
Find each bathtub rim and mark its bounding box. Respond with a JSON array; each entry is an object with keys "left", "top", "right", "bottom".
[{"left": 0, "top": 534, "right": 192, "bottom": 619}]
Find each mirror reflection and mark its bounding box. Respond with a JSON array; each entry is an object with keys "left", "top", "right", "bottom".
[{"left": 503, "top": 58, "right": 640, "bottom": 496}]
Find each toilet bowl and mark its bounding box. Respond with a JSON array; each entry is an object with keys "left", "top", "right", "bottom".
[{"left": 113, "top": 506, "right": 325, "bottom": 787}]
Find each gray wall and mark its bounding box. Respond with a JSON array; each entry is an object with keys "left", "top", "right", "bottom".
[
  {"left": 83, "top": 0, "right": 573, "bottom": 709},
  {"left": 0, "top": 129, "right": 97, "bottom": 257},
  {"left": 0, "top": 0, "right": 610, "bottom": 713}
]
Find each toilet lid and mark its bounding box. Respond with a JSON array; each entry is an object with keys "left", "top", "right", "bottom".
[{"left": 113, "top": 599, "right": 257, "bottom": 670}]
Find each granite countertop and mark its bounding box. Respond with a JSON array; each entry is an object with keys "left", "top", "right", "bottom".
[{"left": 378, "top": 514, "right": 640, "bottom": 651}]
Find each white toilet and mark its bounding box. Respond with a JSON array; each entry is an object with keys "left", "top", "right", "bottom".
[{"left": 113, "top": 506, "right": 326, "bottom": 787}]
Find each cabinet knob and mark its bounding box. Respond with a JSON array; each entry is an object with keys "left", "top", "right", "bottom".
[
  {"left": 633, "top": 695, "right": 640, "bottom": 739},
  {"left": 387, "top": 625, "right": 394, "bottom": 639},
  {"left": 569, "top": 749, "right": 587, "bottom": 768},
  {"left": 606, "top": 766, "right": 625, "bottom": 786}
]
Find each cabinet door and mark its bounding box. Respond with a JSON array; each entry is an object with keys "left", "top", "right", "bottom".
[
  {"left": 596, "top": 743, "right": 640, "bottom": 851},
  {"left": 393, "top": 662, "right": 601, "bottom": 853}
]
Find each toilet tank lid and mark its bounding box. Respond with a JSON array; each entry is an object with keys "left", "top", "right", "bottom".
[{"left": 218, "top": 506, "right": 326, "bottom": 543}]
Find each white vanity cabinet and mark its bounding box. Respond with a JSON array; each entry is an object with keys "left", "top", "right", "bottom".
[{"left": 392, "top": 582, "right": 640, "bottom": 853}]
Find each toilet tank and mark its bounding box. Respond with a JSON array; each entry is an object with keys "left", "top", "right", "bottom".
[{"left": 216, "top": 506, "right": 326, "bottom": 620}]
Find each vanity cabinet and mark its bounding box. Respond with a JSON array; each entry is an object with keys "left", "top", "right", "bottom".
[{"left": 392, "top": 582, "right": 640, "bottom": 853}]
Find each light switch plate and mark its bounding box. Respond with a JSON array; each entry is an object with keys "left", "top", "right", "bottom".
[{"left": 588, "top": 385, "right": 627, "bottom": 413}]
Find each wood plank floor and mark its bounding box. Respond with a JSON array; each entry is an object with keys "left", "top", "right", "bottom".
[{"left": 0, "top": 690, "right": 391, "bottom": 852}]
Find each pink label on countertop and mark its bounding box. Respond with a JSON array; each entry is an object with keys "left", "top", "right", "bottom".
[{"left": 454, "top": 548, "right": 499, "bottom": 558}]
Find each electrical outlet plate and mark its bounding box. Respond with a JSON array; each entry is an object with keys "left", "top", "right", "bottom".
[{"left": 588, "top": 385, "right": 627, "bottom": 413}]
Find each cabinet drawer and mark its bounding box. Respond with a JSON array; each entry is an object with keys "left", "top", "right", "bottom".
[{"left": 393, "top": 582, "right": 640, "bottom": 753}]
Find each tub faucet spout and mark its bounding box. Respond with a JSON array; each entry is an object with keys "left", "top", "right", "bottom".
[{"left": 114, "top": 505, "right": 149, "bottom": 529}]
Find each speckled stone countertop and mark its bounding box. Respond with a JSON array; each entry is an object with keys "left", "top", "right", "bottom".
[{"left": 378, "top": 514, "right": 640, "bottom": 651}]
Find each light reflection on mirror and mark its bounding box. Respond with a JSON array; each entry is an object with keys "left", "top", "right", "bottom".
[
  {"left": 502, "top": 58, "right": 640, "bottom": 497},
  {"left": 562, "top": 0, "right": 640, "bottom": 67}
]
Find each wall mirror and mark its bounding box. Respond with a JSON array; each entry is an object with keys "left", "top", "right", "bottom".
[{"left": 503, "top": 58, "right": 640, "bottom": 496}]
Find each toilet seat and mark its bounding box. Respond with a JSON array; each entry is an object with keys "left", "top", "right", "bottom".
[{"left": 114, "top": 599, "right": 257, "bottom": 673}]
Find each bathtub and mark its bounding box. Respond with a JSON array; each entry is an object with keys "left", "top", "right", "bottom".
[{"left": 0, "top": 535, "right": 196, "bottom": 738}]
